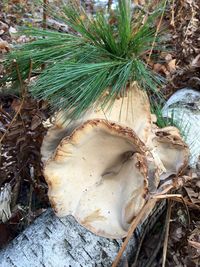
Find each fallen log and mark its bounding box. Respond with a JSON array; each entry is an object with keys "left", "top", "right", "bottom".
[
  {"left": 162, "top": 88, "right": 200, "bottom": 167},
  {"left": 0, "top": 203, "right": 165, "bottom": 267}
]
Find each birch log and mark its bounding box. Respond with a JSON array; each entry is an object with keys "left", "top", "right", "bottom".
[
  {"left": 162, "top": 88, "right": 200, "bottom": 167},
  {"left": 0, "top": 203, "right": 165, "bottom": 267}
]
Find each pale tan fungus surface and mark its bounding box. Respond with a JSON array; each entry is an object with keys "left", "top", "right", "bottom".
[
  {"left": 151, "top": 127, "right": 189, "bottom": 180},
  {"left": 44, "top": 119, "right": 148, "bottom": 238},
  {"left": 42, "top": 85, "right": 151, "bottom": 163}
]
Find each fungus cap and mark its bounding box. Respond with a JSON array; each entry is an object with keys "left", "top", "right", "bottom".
[
  {"left": 44, "top": 119, "right": 148, "bottom": 238},
  {"left": 41, "top": 85, "right": 151, "bottom": 162},
  {"left": 150, "top": 127, "right": 189, "bottom": 180}
]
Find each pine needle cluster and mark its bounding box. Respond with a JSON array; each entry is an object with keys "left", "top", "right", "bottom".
[{"left": 4, "top": 0, "right": 165, "bottom": 120}]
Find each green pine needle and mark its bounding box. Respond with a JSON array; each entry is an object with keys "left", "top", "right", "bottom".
[{"left": 4, "top": 0, "right": 166, "bottom": 120}]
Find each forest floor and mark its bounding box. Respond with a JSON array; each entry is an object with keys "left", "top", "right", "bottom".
[{"left": 0, "top": 1, "right": 200, "bottom": 266}]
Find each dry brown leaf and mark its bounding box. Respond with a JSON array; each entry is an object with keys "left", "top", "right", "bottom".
[
  {"left": 167, "top": 59, "right": 177, "bottom": 73},
  {"left": 153, "top": 63, "right": 169, "bottom": 75},
  {"left": 184, "top": 186, "right": 198, "bottom": 199},
  {"left": 11, "top": 99, "right": 21, "bottom": 112},
  {"left": 188, "top": 240, "right": 200, "bottom": 250},
  {"left": 0, "top": 21, "right": 8, "bottom": 31},
  {"left": 133, "top": 0, "right": 146, "bottom": 5},
  {"left": 191, "top": 54, "right": 200, "bottom": 68},
  {"left": 31, "top": 115, "right": 42, "bottom": 131},
  {"left": 188, "top": 226, "right": 200, "bottom": 265},
  {"left": 165, "top": 54, "right": 173, "bottom": 62},
  {"left": 0, "top": 39, "right": 10, "bottom": 53}
]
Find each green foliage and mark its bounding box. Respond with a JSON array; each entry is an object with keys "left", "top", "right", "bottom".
[
  {"left": 151, "top": 102, "right": 172, "bottom": 128},
  {"left": 4, "top": 0, "right": 165, "bottom": 120},
  {"left": 151, "top": 103, "right": 190, "bottom": 141}
]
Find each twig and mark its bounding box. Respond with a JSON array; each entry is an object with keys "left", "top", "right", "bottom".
[
  {"left": 112, "top": 187, "right": 192, "bottom": 266},
  {"left": 42, "top": 1, "right": 48, "bottom": 71},
  {"left": 183, "top": 2, "right": 195, "bottom": 40},
  {"left": 28, "top": 165, "right": 34, "bottom": 220},
  {"left": 43, "top": 0, "right": 48, "bottom": 29},
  {"left": 172, "top": 196, "right": 200, "bottom": 211},
  {"left": 15, "top": 60, "right": 24, "bottom": 91},
  {"left": 0, "top": 106, "right": 12, "bottom": 120},
  {"left": 11, "top": 174, "right": 22, "bottom": 210},
  {"left": 145, "top": 221, "right": 166, "bottom": 267},
  {"left": 27, "top": 184, "right": 33, "bottom": 225},
  {"left": 112, "top": 198, "right": 157, "bottom": 267},
  {"left": 132, "top": 225, "right": 148, "bottom": 267},
  {"left": 153, "top": 193, "right": 183, "bottom": 199},
  {"left": 146, "top": 0, "right": 167, "bottom": 65},
  {"left": 28, "top": 59, "right": 33, "bottom": 82},
  {"left": 162, "top": 199, "right": 172, "bottom": 267},
  {"left": 153, "top": 194, "right": 190, "bottom": 226},
  {"left": 107, "top": 0, "right": 112, "bottom": 11},
  {"left": 112, "top": 174, "right": 193, "bottom": 266},
  {"left": 170, "top": 0, "right": 175, "bottom": 28}
]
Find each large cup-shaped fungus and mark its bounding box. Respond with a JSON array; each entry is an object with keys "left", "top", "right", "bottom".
[
  {"left": 146, "top": 126, "right": 189, "bottom": 185},
  {"left": 151, "top": 127, "right": 189, "bottom": 180},
  {"left": 44, "top": 119, "right": 148, "bottom": 238},
  {"left": 42, "top": 85, "right": 189, "bottom": 239}
]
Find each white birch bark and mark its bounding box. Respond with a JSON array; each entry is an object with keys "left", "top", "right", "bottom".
[
  {"left": 0, "top": 203, "right": 165, "bottom": 267},
  {"left": 162, "top": 88, "right": 200, "bottom": 167}
]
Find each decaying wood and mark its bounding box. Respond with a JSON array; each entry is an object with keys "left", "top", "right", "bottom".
[{"left": 0, "top": 203, "right": 165, "bottom": 267}]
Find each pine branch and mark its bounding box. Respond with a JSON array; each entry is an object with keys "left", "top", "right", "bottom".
[{"left": 4, "top": 0, "right": 166, "bottom": 120}]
